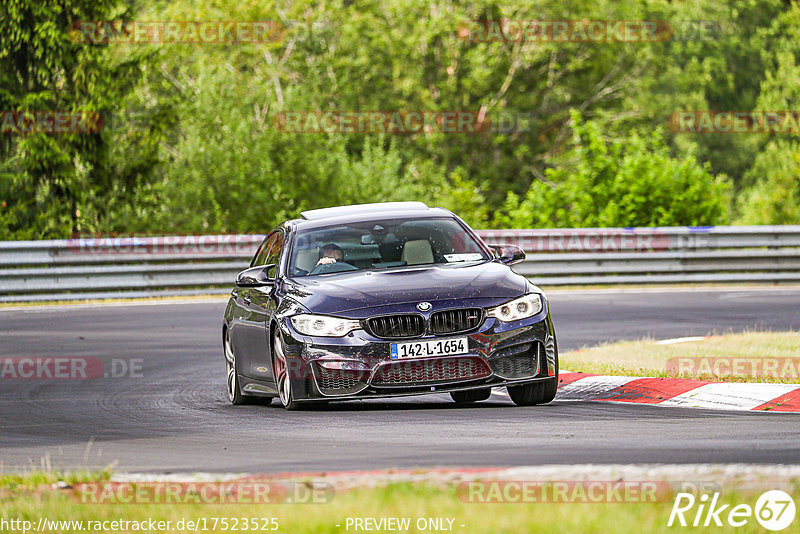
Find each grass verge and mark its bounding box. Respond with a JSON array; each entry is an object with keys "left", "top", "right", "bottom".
[
  {"left": 1, "top": 473, "right": 798, "bottom": 533},
  {"left": 561, "top": 331, "right": 800, "bottom": 383}
]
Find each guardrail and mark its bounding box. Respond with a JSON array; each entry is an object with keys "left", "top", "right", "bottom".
[
  {"left": 1, "top": 226, "right": 799, "bottom": 302},
  {"left": 479, "top": 226, "right": 800, "bottom": 285}
]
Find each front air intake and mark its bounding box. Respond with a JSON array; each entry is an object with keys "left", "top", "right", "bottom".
[
  {"left": 365, "top": 314, "right": 425, "bottom": 339},
  {"left": 429, "top": 308, "right": 484, "bottom": 335}
]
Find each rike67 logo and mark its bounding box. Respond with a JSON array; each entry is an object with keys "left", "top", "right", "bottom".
[{"left": 668, "top": 490, "right": 796, "bottom": 531}]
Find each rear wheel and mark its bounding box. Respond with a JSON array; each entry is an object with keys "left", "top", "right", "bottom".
[
  {"left": 224, "top": 328, "right": 253, "bottom": 405},
  {"left": 450, "top": 388, "right": 492, "bottom": 404}
]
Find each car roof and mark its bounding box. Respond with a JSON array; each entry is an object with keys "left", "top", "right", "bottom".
[
  {"left": 300, "top": 202, "right": 430, "bottom": 221},
  {"left": 287, "top": 203, "right": 458, "bottom": 231}
]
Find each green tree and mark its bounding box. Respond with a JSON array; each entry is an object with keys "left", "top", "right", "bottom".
[
  {"left": 735, "top": 139, "right": 800, "bottom": 224},
  {"left": 496, "top": 112, "right": 730, "bottom": 228},
  {"left": 0, "top": 0, "right": 166, "bottom": 239},
  {"left": 4, "top": 0, "right": 796, "bottom": 238},
  {"left": 733, "top": 4, "right": 800, "bottom": 224}
]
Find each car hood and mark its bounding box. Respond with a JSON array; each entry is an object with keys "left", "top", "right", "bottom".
[{"left": 283, "top": 262, "right": 528, "bottom": 314}]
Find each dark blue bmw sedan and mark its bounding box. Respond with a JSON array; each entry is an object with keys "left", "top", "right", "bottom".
[{"left": 222, "top": 202, "right": 558, "bottom": 410}]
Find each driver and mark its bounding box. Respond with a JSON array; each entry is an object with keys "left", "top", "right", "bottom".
[{"left": 316, "top": 243, "right": 344, "bottom": 266}]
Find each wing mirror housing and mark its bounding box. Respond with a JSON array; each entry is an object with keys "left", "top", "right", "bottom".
[
  {"left": 487, "top": 244, "right": 526, "bottom": 266},
  {"left": 235, "top": 264, "right": 276, "bottom": 287}
]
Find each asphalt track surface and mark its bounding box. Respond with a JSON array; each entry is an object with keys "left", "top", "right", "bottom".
[{"left": 1, "top": 288, "right": 799, "bottom": 473}]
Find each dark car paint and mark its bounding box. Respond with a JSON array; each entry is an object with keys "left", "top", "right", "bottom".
[
  {"left": 229, "top": 284, "right": 276, "bottom": 385},
  {"left": 283, "top": 262, "right": 527, "bottom": 314},
  {"left": 223, "top": 207, "right": 557, "bottom": 403}
]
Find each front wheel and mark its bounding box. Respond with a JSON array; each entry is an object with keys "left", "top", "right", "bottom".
[
  {"left": 273, "top": 331, "right": 302, "bottom": 410},
  {"left": 507, "top": 377, "right": 558, "bottom": 406},
  {"left": 507, "top": 348, "right": 559, "bottom": 406}
]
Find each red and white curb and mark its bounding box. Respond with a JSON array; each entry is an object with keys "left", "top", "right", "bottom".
[{"left": 549, "top": 372, "right": 800, "bottom": 412}]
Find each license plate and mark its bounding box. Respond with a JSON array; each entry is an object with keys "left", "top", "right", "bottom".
[{"left": 390, "top": 337, "right": 469, "bottom": 360}]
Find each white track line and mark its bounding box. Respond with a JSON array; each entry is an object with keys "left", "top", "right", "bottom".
[
  {"left": 655, "top": 336, "right": 707, "bottom": 345},
  {"left": 555, "top": 375, "right": 639, "bottom": 400},
  {"left": 659, "top": 382, "right": 800, "bottom": 410}
]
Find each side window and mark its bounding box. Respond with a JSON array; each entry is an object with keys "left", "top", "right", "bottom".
[
  {"left": 251, "top": 233, "right": 276, "bottom": 267},
  {"left": 265, "top": 231, "right": 285, "bottom": 277}
]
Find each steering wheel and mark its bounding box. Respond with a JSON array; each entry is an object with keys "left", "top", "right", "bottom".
[{"left": 308, "top": 262, "right": 359, "bottom": 275}]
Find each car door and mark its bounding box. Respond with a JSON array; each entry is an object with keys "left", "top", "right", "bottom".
[
  {"left": 236, "top": 231, "right": 281, "bottom": 382},
  {"left": 228, "top": 234, "right": 270, "bottom": 372}
]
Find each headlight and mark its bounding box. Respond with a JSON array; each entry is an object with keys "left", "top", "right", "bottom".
[
  {"left": 487, "top": 294, "right": 544, "bottom": 322},
  {"left": 290, "top": 314, "right": 361, "bottom": 337}
]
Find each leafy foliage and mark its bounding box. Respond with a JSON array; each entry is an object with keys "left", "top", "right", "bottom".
[
  {"left": 0, "top": 0, "right": 173, "bottom": 239},
  {"left": 735, "top": 139, "right": 800, "bottom": 224},
  {"left": 496, "top": 113, "right": 729, "bottom": 228},
  {"left": 1, "top": 0, "right": 798, "bottom": 237}
]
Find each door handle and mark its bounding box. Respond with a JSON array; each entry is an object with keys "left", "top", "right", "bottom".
[{"left": 243, "top": 295, "right": 251, "bottom": 305}]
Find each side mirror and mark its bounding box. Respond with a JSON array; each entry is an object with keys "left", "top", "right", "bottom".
[
  {"left": 235, "top": 264, "right": 275, "bottom": 287},
  {"left": 487, "top": 244, "right": 526, "bottom": 266}
]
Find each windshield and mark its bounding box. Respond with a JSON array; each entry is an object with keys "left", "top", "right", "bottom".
[{"left": 289, "top": 217, "right": 489, "bottom": 277}]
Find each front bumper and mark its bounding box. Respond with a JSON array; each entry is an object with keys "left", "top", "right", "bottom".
[{"left": 275, "top": 310, "right": 558, "bottom": 402}]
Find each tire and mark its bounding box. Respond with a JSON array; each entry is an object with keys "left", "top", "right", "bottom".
[
  {"left": 224, "top": 328, "right": 256, "bottom": 406},
  {"left": 273, "top": 330, "right": 303, "bottom": 411},
  {"left": 507, "top": 378, "right": 557, "bottom": 406},
  {"left": 450, "top": 388, "right": 492, "bottom": 403},
  {"left": 507, "top": 349, "right": 559, "bottom": 406}
]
